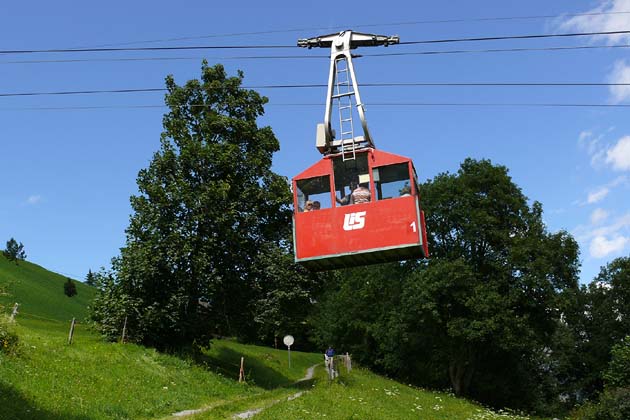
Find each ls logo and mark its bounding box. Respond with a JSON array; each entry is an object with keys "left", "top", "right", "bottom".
[{"left": 343, "top": 211, "right": 366, "bottom": 231}]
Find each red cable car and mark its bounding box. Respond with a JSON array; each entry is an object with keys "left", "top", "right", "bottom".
[{"left": 293, "top": 31, "right": 428, "bottom": 271}]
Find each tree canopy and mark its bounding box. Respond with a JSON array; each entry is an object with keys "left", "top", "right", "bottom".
[
  {"left": 311, "top": 159, "right": 581, "bottom": 412},
  {"left": 3, "top": 238, "right": 26, "bottom": 264},
  {"left": 90, "top": 63, "right": 313, "bottom": 348},
  {"left": 63, "top": 278, "right": 77, "bottom": 298}
]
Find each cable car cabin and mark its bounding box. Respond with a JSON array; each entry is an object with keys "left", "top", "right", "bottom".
[{"left": 292, "top": 148, "right": 429, "bottom": 271}]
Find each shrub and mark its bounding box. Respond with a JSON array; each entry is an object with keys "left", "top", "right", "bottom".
[
  {"left": 64, "top": 278, "right": 77, "bottom": 297},
  {"left": 0, "top": 316, "right": 19, "bottom": 356},
  {"left": 571, "top": 388, "right": 630, "bottom": 420}
]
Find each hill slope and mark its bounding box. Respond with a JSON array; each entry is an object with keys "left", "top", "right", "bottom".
[
  {"left": 0, "top": 254, "right": 96, "bottom": 322},
  {"left": 1, "top": 256, "right": 538, "bottom": 419}
]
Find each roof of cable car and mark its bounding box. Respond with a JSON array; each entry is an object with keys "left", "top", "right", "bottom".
[{"left": 293, "top": 148, "right": 413, "bottom": 181}]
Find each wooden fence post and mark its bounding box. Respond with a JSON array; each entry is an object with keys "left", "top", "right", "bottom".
[
  {"left": 67, "top": 318, "right": 76, "bottom": 345},
  {"left": 239, "top": 357, "right": 245, "bottom": 383},
  {"left": 121, "top": 315, "right": 128, "bottom": 343},
  {"left": 9, "top": 303, "right": 19, "bottom": 322}
]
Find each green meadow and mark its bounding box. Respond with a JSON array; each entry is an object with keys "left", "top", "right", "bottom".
[{"left": 0, "top": 254, "right": 544, "bottom": 419}]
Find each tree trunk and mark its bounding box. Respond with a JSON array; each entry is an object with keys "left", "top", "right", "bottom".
[{"left": 449, "top": 355, "right": 475, "bottom": 396}]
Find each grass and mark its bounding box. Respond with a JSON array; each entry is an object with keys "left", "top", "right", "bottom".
[
  {"left": 199, "top": 339, "right": 321, "bottom": 388},
  {"left": 0, "top": 318, "right": 547, "bottom": 420},
  {"left": 1, "top": 318, "right": 251, "bottom": 420},
  {"left": 0, "top": 316, "right": 322, "bottom": 420},
  {"left": 0, "top": 254, "right": 96, "bottom": 322},
  {"left": 0, "top": 253, "right": 551, "bottom": 419},
  {"left": 250, "top": 367, "right": 535, "bottom": 420}
]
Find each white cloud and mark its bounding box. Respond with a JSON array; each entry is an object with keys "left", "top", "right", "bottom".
[
  {"left": 590, "top": 212, "right": 630, "bottom": 237},
  {"left": 576, "top": 128, "right": 615, "bottom": 168},
  {"left": 26, "top": 195, "right": 41, "bottom": 205},
  {"left": 587, "top": 187, "right": 610, "bottom": 204},
  {"left": 573, "top": 212, "right": 630, "bottom": 241},
  {"left": 607, "top": 60, "right": 630, "bottom": 103},
  {"left": 591, "top": 208, "right": 609, "bottom": 224},
  {"left": 559, "top": 0, "right": 630, "bottom": 44},
  {"left": 590, "top": 235, "right": 629, "bottom": 258},
  {"left": 590, "top": 149, "right": 608, "bottom": 168},
  {"left": 583, "top": 176, "right": 627, "bottom": 205},
  {"left": 605, "top": 136, "right": 630, "bottom": 170},
  {"left": 578, "top": 130, "right": 593, "bottom": 143}
]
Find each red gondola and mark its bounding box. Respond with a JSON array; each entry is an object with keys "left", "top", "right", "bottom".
[{"left": 293, "top": 31, "right": 429, "bottom": 271}]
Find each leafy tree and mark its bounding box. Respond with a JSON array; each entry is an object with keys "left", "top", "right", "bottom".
[
  {"left": 3, "top": 238, "right": 26, "bottom": 264},
  {"left": 63, "top": 278, "right": 77, "bottom": 297},
  {"left": 604, "top": 336, "right": 630, "bottom": 389},
  {"left": 91, "top": 63, "right": 294, "bottom": 348},
  {"left": 250, "top": 243, "right": 320, "bottom": 348},
  {"left": 313, "top": 159, "right": 580, "bottom": 414},
  {"left": 571, "top": 256, "right": 630, "bottom": 397},
  {"left": 574, "top": 335, "right": 630, "bottom": 420},
  {"left": 407, "top": 158, "right": 580, "bottom": 408},
  {"left": 85, "top": 269, "right": 96, "bottom": 287},
  {"left": 309, "top": 261, "right": 436, "bottom": 383},
  {"left": 90, "top": 266, "right": 140, "bottom": 341}
]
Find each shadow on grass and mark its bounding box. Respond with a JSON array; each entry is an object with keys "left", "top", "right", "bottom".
[
  {"left": 0, "top": 382, "right": 92, "bottom": 420},
  {"left": 195, "top": 346, "right": 298, "bottom": 390}
]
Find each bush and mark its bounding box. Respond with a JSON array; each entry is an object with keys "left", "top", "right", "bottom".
[
  {"left": 0, "top": 316, "right": 19, "bottom": 356},
  {"left": 572, "top": 388, "right": 630, "bottom": 420},
  {"left": 64, "top": 278, "right": 77, "bottom": 297}
]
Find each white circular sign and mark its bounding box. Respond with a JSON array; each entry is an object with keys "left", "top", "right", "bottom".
[{"left": 283, "top": 335, "right": 294, "bottom": 347}]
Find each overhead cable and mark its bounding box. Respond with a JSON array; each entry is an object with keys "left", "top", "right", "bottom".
[
  {"left": 399, "top": 29, "right": 630, "bottom": 45},
  {"left": 75, "top": 11, "right": 630, "bottom": 48},
  {"left": 2, "top": 102, "right": 630, "bottom": 111},
  {"left": 2, "top": 43, "right": 629, "bottom": 65},
  {"left": 2, "top": 82, "right": 630, "bottom": 98},
  {"left": 2, "top": 29, "right": 629, "bottom": 56},
  {"left": 365, "top": 43, "right": 630, "bottom": 57}
]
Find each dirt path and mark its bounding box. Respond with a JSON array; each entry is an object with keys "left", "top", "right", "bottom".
[
  {"left": 299, "top": 364, "right": 317, "bottom": 381},
  {"left": 170, "top": 363, "right": 320, "bottom": 419},
  {"left": 230, "top": 363, "right": 319, "bottom": 419}
]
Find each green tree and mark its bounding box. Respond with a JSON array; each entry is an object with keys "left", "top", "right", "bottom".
[
  {"left": 85, "top": 269, "right": 96, "bottom": 287},
  {"left": 63, "top": 278, "right": 77, "bottom": 297},
  {"left": 312, "top": 159, "right": 581, "bottom": 413},
  {"left": 250, "top": 243, "right": 320, "bottom": 347},
  {"left": 90, "top": 266, "right": 139, "bottom": 341},
  {"left": 572, "top": 256, "right": 630, "bottom": 396},
  {"left": 3, "top": 238, "right": 26, "bottom": 264},
  {"left": 91, "top": 63, "right": 293, "bottom": 348},
  {"left": 604, "top": 336, "right": 630, "bottom": 389},
  {"left": 407, "top": 159, "right": 580, "bottom": 408}
]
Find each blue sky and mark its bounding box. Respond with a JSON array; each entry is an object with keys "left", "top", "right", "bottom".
[{"left": 1, "top": 0, "right": 629, "bottom": 284}]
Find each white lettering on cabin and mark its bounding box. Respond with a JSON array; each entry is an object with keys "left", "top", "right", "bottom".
[{"left": 343, "top": 211, "right": 366, "bottom": 231}]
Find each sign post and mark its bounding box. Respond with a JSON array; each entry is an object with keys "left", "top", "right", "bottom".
[{"left": 283, "top": 335, "right": 294, "bottom": 368}]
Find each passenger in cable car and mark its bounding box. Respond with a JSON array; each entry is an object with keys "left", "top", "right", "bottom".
[
  {"left": 312, "top": 201, "right": 321, "bottom": 210},
  {"left": 336, "top": 177, "right": 371, "bottom": 206},
  {"left": 303, "top": 200, "right": 314, "bottom": 212}
]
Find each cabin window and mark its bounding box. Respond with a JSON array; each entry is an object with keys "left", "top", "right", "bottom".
[
  {"left": 372, "top": 163, "right": 412, "bottom": 201},
  {"left": 332, "top": 154, "right": 372, "bottom": 206},
  {"left": 295, "top": 175, "right": 331, "bottom": 212}
]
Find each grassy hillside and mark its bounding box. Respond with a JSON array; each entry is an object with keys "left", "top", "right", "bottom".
[
  {"left": 0, "top": 318, "right": 321, "bottom": 420},
  {"left": 0, "top": 254, "right": 96, "bottom": 322},
  {"left": 1, "top": 318, "right": 540, "bottom": 420},
  {"left": 0, "top": 256, "right": 545, "bottom": 419}
]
